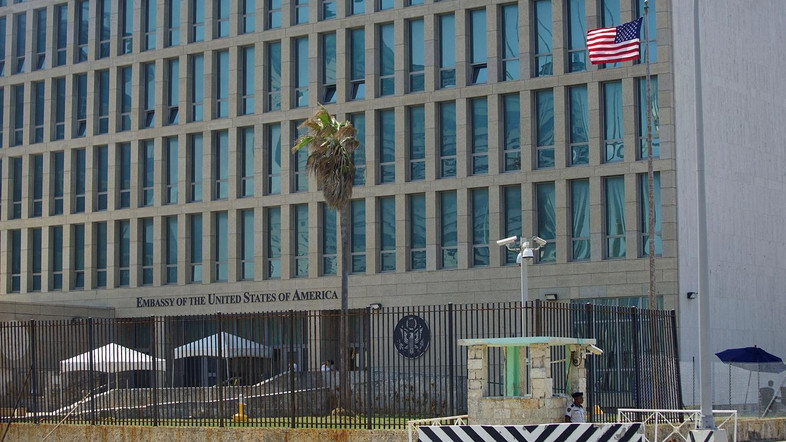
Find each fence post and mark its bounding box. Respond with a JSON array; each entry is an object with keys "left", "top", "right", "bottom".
[
  {"left": 447, "top": 303, "right": 455, "bottom": 416},
  {"left": 364, "top": 307, "right": 372, "bottom": 429},
  {"left": 584, "top": 303, "right": 594, "bottom": 421},
  {"left": 217, "top": 313, "right": 224, "bottom": 428},
  {"left": 150, "top": 316, "right": 158, "bottom": 426},
  {"left": 289, "top": 310, "right": 296, "bottom": 429},
  {"left": 631, "top": 307, "right": 642, "bottom": 411},
  {"left": 86, "top": 317, "right": 96, "bottom": 425},
  {"left": 535, "top": 299, "right": 543, "bottom": 336},
  {"left": 670, "top": 310, "right": 685, "bottom": 411},
  {"left": 28, "top": 319, "right": 37, "bottom": 424}
]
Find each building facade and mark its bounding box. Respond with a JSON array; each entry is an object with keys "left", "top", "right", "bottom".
[{"left": 0, "top": 0, "right": 782, "bottom": 403}]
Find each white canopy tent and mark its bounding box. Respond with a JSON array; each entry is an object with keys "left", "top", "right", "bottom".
[
  {"left": 173, "top": 332, "right": 272, "bottom": 359},
  {"left": 60, "top": 343, "right": 165, "bottom": 373}
]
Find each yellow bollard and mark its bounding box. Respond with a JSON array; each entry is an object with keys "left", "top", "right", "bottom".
[{"left": 233, "top": 393, "right": 248, "bottom": 422}]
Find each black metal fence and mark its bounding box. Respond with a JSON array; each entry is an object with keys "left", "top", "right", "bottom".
[{"left": 0, "top": 301, "right": 682, "bottom": 428}]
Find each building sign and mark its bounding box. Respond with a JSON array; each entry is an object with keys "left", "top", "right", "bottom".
[
  {"left": 135, "top": 290, "right": 338, "bottom": 308},
  {"left": 393, "top": 315, "right": 430, "bottom": 359}
]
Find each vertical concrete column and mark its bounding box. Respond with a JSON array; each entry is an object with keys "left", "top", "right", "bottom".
[
  {"left": 568, "top": 345, "right": 587, "bottom": 395},
  {"left": 529, "top": 343, "right": 552, "bottom": 399},
  {"left": 466, "top": 344, "right": 488, "bottom": 419}
]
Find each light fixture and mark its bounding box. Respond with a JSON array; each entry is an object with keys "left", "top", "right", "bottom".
[
  {"left": 687, "top": 291, "right": 697, "bottom": 300},
  {"left": 545, "top": 293, "right": 558, "bottom": 301},
  {"left": 369, "top": 303, "right": 382, "bottom": 310}
]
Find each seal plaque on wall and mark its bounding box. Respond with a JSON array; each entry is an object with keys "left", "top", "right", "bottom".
[{"left": 393, "top": 314, "right": 430, "bottom": 359}]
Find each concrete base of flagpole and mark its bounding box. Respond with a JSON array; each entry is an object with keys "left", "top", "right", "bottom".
[{"left": 689, "top": 429, "right": 728, "bottom": 442}]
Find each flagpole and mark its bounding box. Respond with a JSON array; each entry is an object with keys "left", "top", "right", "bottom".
[{"left": 644, "top": 0, "right": 658, "bottom": 409}]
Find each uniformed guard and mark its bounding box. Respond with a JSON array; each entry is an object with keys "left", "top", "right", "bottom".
[{"left": 565, "top": 391, "right": 586, "bottom": 423}]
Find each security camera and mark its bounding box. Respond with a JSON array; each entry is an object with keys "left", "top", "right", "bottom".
[
  {"left": 587, "top": 344, "right": 603, "bottom": 356},
  {"left": 496, "top": 236, "right": 518, "bottom": 247},
  {"left": 532, "top": 236, "right": 547, "bottom": 247}
]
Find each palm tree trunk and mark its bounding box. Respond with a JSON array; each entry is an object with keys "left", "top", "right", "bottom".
[{"left": 339, "top": 203, "right": 350, "bottom": 414}]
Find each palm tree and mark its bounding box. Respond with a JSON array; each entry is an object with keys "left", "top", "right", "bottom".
[{"left": 292, "top": 105, "right": 358, "bottom": 413}]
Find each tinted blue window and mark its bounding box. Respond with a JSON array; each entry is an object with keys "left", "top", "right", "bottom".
[
  {"left": 379, "top": 110, "right": 395, "bottom": 183},
  {"left": 379, "top": 197, "right": 395, "bottom": 272}
]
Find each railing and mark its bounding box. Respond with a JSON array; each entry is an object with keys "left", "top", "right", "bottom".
[
  {"left": 407, "top": 414, "right": 469, "bottom": 442},
  {"left": 617, "top": 408, "right": 738, "bottom": 442}
]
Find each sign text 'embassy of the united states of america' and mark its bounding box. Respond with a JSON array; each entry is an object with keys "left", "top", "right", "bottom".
[{"left": 136, "top": 290, "right": 339, "bottom": 308}]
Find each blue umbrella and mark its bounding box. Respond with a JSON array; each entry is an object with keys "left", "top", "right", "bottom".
[{"left": 716, "top": 346, "right": 786, "bottom": 373}]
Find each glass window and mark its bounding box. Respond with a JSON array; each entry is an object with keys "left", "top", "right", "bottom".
[
  {"left": 350, "top": 29, "right": 365, "bottom": 100},
  {"left": 14, "top": 13, "right": 26, "bottom": 73},
  {"left": 97, "top": 0, "right": 111, "bottom": 58},
  {"left": 503, "top": 186, "right": 521, "bottom": 264},
  {"left": 191, "top": 54, "right": 204, "bottom": 121},
  {"left": 95, "top": 222, "right": 107, "bottom": 288},
  {"left": 567, "top": 0, "right": 586, "bottom": 72},
  {"left": 214, "top": 130, "right": 229, "bottom": 200},
  {"left": 0, "top": 17, "right": 5, "bottom": 75},
  {"left": 141, "top": 140, "right": 155, "bottom": 207},
  {"left": 470, "top": 98, "right": 488, "bottom": 175},
  {"left": 440, "top": 191, "right": 457, "bottom": 269},
  {"left": 570, "top": 179, "right": 590, "bottom": 261},
  {"left": 535, "top": 89, "right": 554, "bottom": 169},
  {"left": 294, "top": 37, "right": 309, "bottom": 107},
  {"left": 0, "top": 88, "right": 3, "bottom": 146},
  {"left": 120, "top": 0, "right": 133, "bottom": 54},
  {"left": 189, "top": 214, "right": 203, "bottom": 283},
  {"left": 119, "top": 66, "right": 132, "bottom": 131},
  {"left": 471, "top": 188, "right": 489, "bottom": 266},
  {"left": 636, "top": 0, "right": 657, "bottom": 63},
  {"left": 167, "top": 0, "right": 181, "bottom": 46},
  {"left": 600, "top": 0, "right": 620, "bottom": 68},
  {"left": 188, "top": 134, "right": 203, "bottom": 202},
  {"left": 215, "top": 211, "right": 228, "bottom": 281},
  {"left": 638, "top": 77, "right": 660, "bottom": 159},
  {"left": 294, "top": 0, "right": 309, "bottom": 24},
  {"left": 409, "top": 106, "right": 425, "bottom": 181},
  {"left": 267, "top": 41, "right": 281, "bottom": 111},
  {"left": 96, "top": 70, "right": 110, "bottom": 134},
  {"left": 469, "top": 9, "right": 487, "bottom": 84},
  {"left": 408, "top": 19, "right": 424, "bottom": 92},
  {"left": 215, "top": 0, "right": 229, "bottom": 38},
  {"left": 32, "top": 81, "right": 44, "bottom": 143},
  {"left": 603, "top": 81, "right": 624, "bottom": 163},
  {"left": 31, "top": 154, "right": 43, "bottom": 217},
  {"left": 292, "top": 120, "right": 308, "bottom": 192},
  {"left": 167, "top": 59, "right": 180, "bottom": 125},
  {"left": 54, "top": 5, "right": 67, "bottom": 66},
  {"left": 12, "top": 84, "right": 23, "bottom": 145},
  {"left": 439, "top": 102, "right": 456, "bottom": 178},
  {"left": 192, "top": 0, "right": 205, "bottom": 42},
  {"left": 51, "top": 152, "right": 64, "bottom": 215},
  {"left": 322, "top": 0, "right": 336, "bottom": 20},
  {"left": 51, "top": 226, "right": 64, "bottom": 290},
  {"left": 533, "top": 0, "right": 552, "bottom": 76},
  {"left": 267, "top": 124, "right": 281, "bottom": 195},
  {"left": 76, "top": 0, "right": 89, "bottom": 62},
  {"left": 322, "top": 204, "right": 337, "bottom": 275},
  {"left": 439, "top": 14, "right": 455, "bottom": 89},
  {"left": 294, "top": 204, "right": 309, "bottom": 277},
  {"left": 94, "top": 146, "right": 108, "bottom": 211},
  {"left": 165, "top": 216, "right": 178, "bottom": 284},
  {"left": 380, "top": 0, "right": 393, "bottom": 10},
  {"left": 73, "top": 149, "right": 86, "bottom": 213},
  {"left": 144, "top": 0, "right": 156, "bottom": 50},
  {"left": 30, "top": 228, "right": 42, "bottom": 291},
  {"left": 378, "top": 109, "right": 395, "bottom": 184},
  {"left": 73, "top": 224, "right": 85, "bottom": 289},
  {"left": 535, "top": 183, "right": 556, "bottom": 263},
  {"left": 165, "top": 137, "right": 178, "bottom": 204},
  {"left": 379, "top": 197, "right": 395, "bottom": 272},
  {"left": 241, "top": 209, "right": 255, "bottom": 280},
  {"left": 322, "top": 33, "right": 337, "bottom": 103},
  {"left": 604, "top": 176, "right": 626, "bottom": 258},
  {"left": 143, "top": 62, "right": 156, "bottom": 128},
  {"left": 410, "top": 194, "right": 426, "bottom": 270},
  {"left": 241, "top": 46, "right": 255, "bottom": 115},
  {"left": 639, "top": 172, "right": 661, "bottom": 257},
  {"left": 140, "top": 218, "right": 153, "bottom": 285},
  {"left": 350, "top": 113, "right": 366, "bottom": 186},
  {"left": 10, "top": 230, "right": 20, "bottom": 292},
  {"left": 379, "top": 23, "right": 394, "bottom": 96},
  {"left": 267, "top": 0, "right": 281, "bottom": 28},
  {"left": 240, "top": 127, "right": 255, "bottom": 197},
  {"left": 351, "top": 0, "right": 364, "bottom": 15},
  {"left": 351, "top": 200, "right": 366, "bottom": 273},
  {"left": 503, "top": 94, "right": 521, "bottom": 172},
  {"left": 51, "top": 79, "right": 64, "bottom": 140},
  {"left": 500, "top": 4, "right": 519, "bottom": 81},
  {"left": 74, "top": 74, "right": 87, "bottom": 137},
  {"left": 242, "top": 0, "right": 255, "bottom": 33},
  {"left": 34, "top": 9, "right": 45, "bottom": 70},
  {"left": 569, "top": 85, "right": 589, "bottom": 166},
  {"left": 10, "top": 157, "right": 21, "bottom": 219},
  {"left": 117, "top": 220, "right": 130, "bottom": 286},
  {"left": 117, "top": 144, "right": 131, "bottom": 209},
  {"left": 215, "top": 51, "right": 229, "bottom": 118}
]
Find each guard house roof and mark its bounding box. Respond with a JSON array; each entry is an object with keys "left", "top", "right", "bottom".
[{"left": 458, "top": 336, "right": 597, "bottom": 347}]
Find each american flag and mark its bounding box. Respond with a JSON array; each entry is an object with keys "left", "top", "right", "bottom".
[{"left": 586, "top": 17, "right": 642, "bottom": 65}]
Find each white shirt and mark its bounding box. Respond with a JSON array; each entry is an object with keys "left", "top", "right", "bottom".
[{"left": 565, "top": 403, "right": 585, "bottom": 423}]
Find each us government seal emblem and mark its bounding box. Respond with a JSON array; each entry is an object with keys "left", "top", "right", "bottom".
[{"left": 393, "top": 315, "right": 430, "bottom": 359}]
